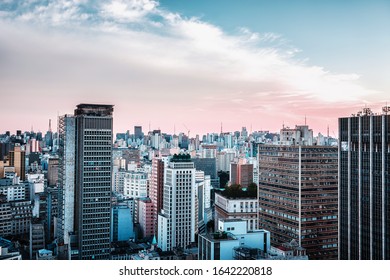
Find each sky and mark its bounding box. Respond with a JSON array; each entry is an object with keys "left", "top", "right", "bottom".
[{"left": 0, "top": 0, "right": 389, "bottom": 137}]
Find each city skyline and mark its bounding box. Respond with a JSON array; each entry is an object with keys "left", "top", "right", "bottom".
[{"left": 0, "top": 1, "right": 389, "bottom": 136}]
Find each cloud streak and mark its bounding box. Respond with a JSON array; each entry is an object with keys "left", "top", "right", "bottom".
[{"left": 0, "top": 0, "right": 382, "bottom": 134}]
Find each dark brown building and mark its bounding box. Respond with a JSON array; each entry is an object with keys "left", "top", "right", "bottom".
[
  {"left": 150, "top": 155, "right": 164, "bottom": 237},
  {"left": 258, "top": 145, "right": 338, "bottom": 260}
]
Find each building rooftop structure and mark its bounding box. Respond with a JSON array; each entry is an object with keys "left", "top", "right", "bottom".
[
  {"left": 170, "top": 153, "right": 192, "bottom": 162},
  {"left": 74, "top": 104, "right": 114, "bottom": 116}
]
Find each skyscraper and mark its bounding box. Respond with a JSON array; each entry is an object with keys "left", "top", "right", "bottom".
[
  {"left": 258, "top": 126, "right": 338, "bottom": 260},
  {"left": 134, "top": 126, "right": 143, "bottom": 140},
  {"left": 57, "top": 104, "right": 113, "bottom": 260},
  {"left": 158, "top": 154, "right": 196, "bottom": 251},
  {"left": 339, "top": 107, "right": 390, "bottom": 260}
]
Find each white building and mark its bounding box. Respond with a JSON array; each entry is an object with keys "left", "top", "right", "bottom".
[
  {"left": 198, "top": 219, "right": 270, "bottom": 260},
  {"left": 215, "top": 192, "right": 258, "bottom": 231},
  {"left": 216, "top": 150, "right": 236, "bottom": 172},
  {"left": 158, "top": 155, "right": 196, "bottom": 251},
  {"left": 0, "top": 181, "right": 26, "bottom": 202},
  {"left": 123, "top": 171, "right": 148, "bottom": 198},
  {"left": 279, "top": 125, "right": 313, "bottom": 146},
  {"left": 194, "top": 171, "right": 212, "bottom": 234}
]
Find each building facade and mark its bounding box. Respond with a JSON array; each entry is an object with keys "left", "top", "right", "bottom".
[
  {"left": 215, "top": 192, "right": 258, "bottom": 232},
  {"left": 258, "top": 144, "right": 338, "bottom": 260},
  {"left": 150, "top": 156, "right": 164, "bottom": 237},
  {"left": 158, "top": 154, "right": 196, "bottom": 251},
  {"left": 57, "top": 104, "right": 113, "bottom": 260},
  {"left": 339, "top": 107, "right": 390, "bottom": 260}
]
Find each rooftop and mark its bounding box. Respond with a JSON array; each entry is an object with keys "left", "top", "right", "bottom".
[
  {"left": 202, "top": 231, "right": 237, "bottom": 242},
  {"left": 74, "top": 104, "right": 114, "bottom": 117},
  {"left": 170, "top": 153, "right": 192, "bottom": 163}
]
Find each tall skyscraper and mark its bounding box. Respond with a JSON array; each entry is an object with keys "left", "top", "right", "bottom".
[
  {"left": 258, "top": 126, "right": 338, "bottom": 260},
  {"left": 57, "top": 104, "right": 113, "bottom": 260},
  {"left": 339, "top": 107, "right": 390, "bottom": 260},
  {"left": 158, "top": 154, "right": 196, "bottom": 251}
]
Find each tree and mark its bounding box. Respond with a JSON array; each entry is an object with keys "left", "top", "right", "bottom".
[{"left": 247, "top": 183, "right": 258, "bottom": 198}]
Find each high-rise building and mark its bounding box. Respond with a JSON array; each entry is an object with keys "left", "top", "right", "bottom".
[
  {"left": 158, "top": 154, "right": 196, "bottom": 251},
  {"left": 138, "top": 197, "right": 154, "bottom": 239},
  {"left": 150, "top": 155, "right": 164, "bottom": 237},
  {"left": 134, "top": 126, "right": 143, "bottom": 140},
  {"left": 57, "top": 104, "right": 113, "bottom": 260},
  {"left": 9, "top": 144, "right": 26, "bottom": 181},
  {"left": 57, "top": 114, "right": 76, "bottom": 259},
  {"left": 230, "top": 161, "right": 253, "bottom": 188},
  {"left": 339, "top": 107, "right": 390, "bottom": 260},
  {"left": 258, "top": 141, "right": 338, "bottom": 260},
  {"left": 47, "top": 157, "right": 59, "bottom": 187}
]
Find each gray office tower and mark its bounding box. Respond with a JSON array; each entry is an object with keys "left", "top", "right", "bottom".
[
  {"left": 339, "top": 107, "right": 390, "bottom": 260},
  {"left": 134, "top": 126, "right": 143, "bottom": 140},
  {"left": 57, "top": 104, "right": 113, "bottom": 260}
]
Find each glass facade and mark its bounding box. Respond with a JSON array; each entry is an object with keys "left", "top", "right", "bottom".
[{"left": 339, "top": 113, "right": 389, "bottom": 260}]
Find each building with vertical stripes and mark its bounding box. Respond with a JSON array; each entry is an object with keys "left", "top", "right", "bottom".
[
  {"left": 339, "top": 107, "right": 390, "bottom": 260},
  {"left": 57, "top": 104, "right": 113, "bottom": 260}
]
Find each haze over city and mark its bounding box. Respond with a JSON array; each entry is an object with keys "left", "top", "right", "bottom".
[{"left": 0, "top": 0, "right": 389, "bottom": 135}]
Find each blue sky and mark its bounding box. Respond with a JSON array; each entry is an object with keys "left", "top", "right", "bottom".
[
  {"left": 0, "top": 0, "right": 389, "bottom": 135},
  {"left": 161, "top": 0, "right": 390, "bottom": 90}
]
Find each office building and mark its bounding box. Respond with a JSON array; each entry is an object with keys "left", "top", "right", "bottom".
[
  {"left": 47, "top": 157, "right": 59, "bottom": 186},
  {"left": 111, "top": 203, "right": 134, "bottom": 242},
  {"left": 138, "top": 197, "right": 154, "bottom": 239},
  {"left": 57, "top": 104, "right": 113, "bottom": 260},
  {"left": 158, "top": 154, "right": 196, "bottom": 251},
  {"left": 123, "top": 171, "right": 148, "bottom": 198},
  {"left": 230, "top": 161, "right": 253, "bottom": 188},
  {"left": 150, "top": 155, "right": 164, "bottom": 237},
  {"left": 339, "top": 107, "right": 390, "bottom": 260},
  {"left": 215, "top": 192, "right": 258, "bottom": 231},
  {"left": 134, "top": 126, "right": 143, "bottom": 140},
  {"left": 198, "top": 219, "right": 270, "bottom": 260},
  {"left": 9, "top": 144, "right": 26, "bottom": 181},
  {"left": 258, "top": 135, "right": 338, "bottom": 260}
]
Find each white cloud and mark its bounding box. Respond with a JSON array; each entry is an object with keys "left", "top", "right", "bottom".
[
  {"left": 101, "top": 0, "right": 158, "bottom": 23},
  {"left": 0, "top": 0, "right": 380, "bottom": 131}
]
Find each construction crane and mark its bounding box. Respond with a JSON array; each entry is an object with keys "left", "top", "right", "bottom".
[{"left": 183, "top": 123, "right": 190, "bottom": 139}]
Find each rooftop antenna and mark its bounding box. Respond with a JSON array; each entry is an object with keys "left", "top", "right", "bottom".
[
  {"left": 305, "top": 115, "right": 307, "bottom": 125},
  {"left": 327, "top": 125, "right": 329, "bottom": 138},
  {"left": 149, "top": 121, "right": 151, "bottom": 133},
  {"left": 282, "top": 121, "right": 285, "bottom": 129},
  {"left": 220, "top": 122, "right": 223, "bottom": 134},
  {"left": 174, "top": 124, "right": 176, "bottom": 135},
  {"left": 49, "top": 119, "right": 52, "bottom": 133}
]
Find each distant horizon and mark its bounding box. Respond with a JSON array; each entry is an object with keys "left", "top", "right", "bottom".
[{"left": 1, "top": 102, "right": 389, "bottom": 138}]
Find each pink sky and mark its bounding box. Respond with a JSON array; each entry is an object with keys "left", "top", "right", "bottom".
[{"left": 0, "top": 1, "right": 388, "bottom": 137}]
